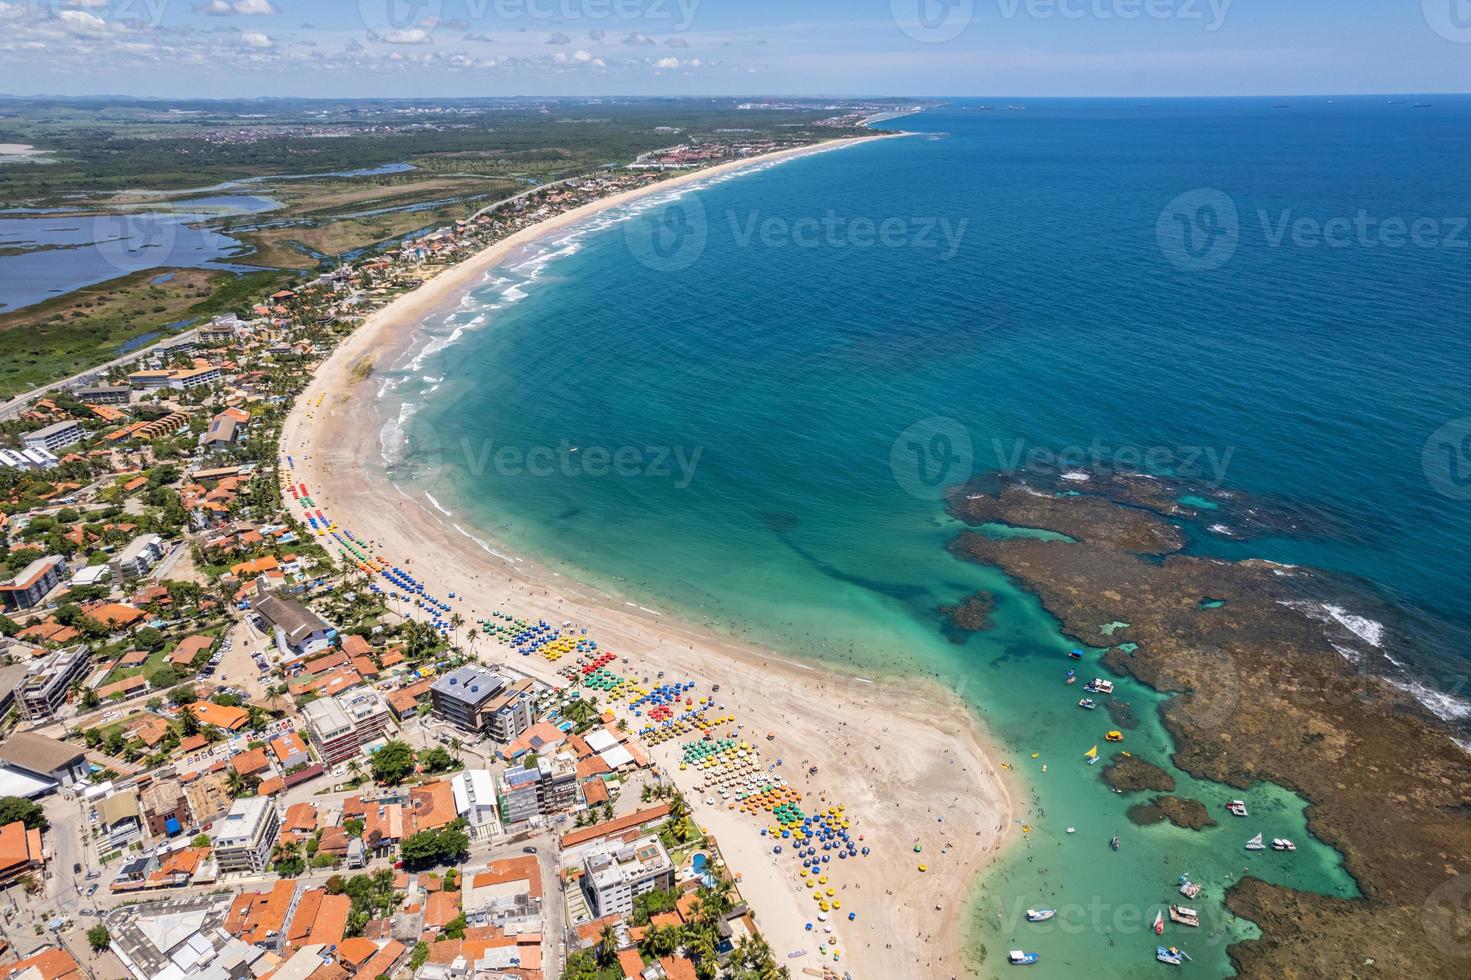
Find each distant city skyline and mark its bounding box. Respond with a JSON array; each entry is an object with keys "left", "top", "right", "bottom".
[{"left": 0, "top": 0, "right": 1468, "bottom": 98}]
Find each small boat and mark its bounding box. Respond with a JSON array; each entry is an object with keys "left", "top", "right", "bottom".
[
  {"left": 1153, "top": 909, "right": 1164, "bottom": 935},
  {"left": 1025, "top": 908, "right": 1056, "bottom": 922},
  {"left": 1084, "top": 745, "right": 1100, "bottom": 765},
  {"left": 1068, "top": 649, "right": 1084, "bottom": 659},
  {"left": 1065, "top": 668, "right": 1077, "bottom": 685},
  {"left": 1226, "top": 800, "right": 1249, "bottom": 817},
  {"left": 1245, "top": 833, "right": 1265, "bottom": 851},
  {"left": 1110, "top": 832, "right": 1120, "bottom": 851},
  {"left": 1008, "top": 950, "right": 1040, "bottom": 966},
  {"left": 1179, "top": 877, "right": 1202, "bottom": 900},
  {"left": 1105, "top": 730, "right": 1124, "bottom": 742},
  {"left": 1077, "top": 698, "right": 1096, "bottom": 710},
  {"left": 1169, "top": 905, "right": 1200, "bottom": 928},
  {"left": 1083, "top": 678, "right": 1114, "bottom": 694},
  {"left": 1156, "top": 946, "right": 1190, "bottom": 966},
  {"left": 1271, "top": 838, "right": 1296, "bottom": 852}
]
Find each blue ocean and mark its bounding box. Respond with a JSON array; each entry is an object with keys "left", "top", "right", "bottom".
[{"left": 383, "top": 98, "right": 1471, "bottom": 976}]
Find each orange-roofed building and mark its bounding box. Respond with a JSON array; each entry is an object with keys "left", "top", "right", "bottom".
[
  {"left": 0, "top": 821, "right": 44, "bottom": 887},
  {"left": 363, "top": 803, "right": 404, "bottom": 853},
  {"left": 282, "top": 802, "right": 317, "bottom": 834},
  {"left": 659, "top": 955, "right": 699, "bottom": 980},
  {"left": 408, "top": 779, "right": 457, "bottom": 833},
  {"left": 95, "top": 674, "right": 148, "bottom": 701},
  {"left": 169, "top": 634, "right": 215, "bottom": 666},
  {"left": 257, "top": 776, "right": 284, "bottom": 798},
  {"left": 188, "top": 700, "right": 250, "bottom": 730},
  {"left": 0, "top": 947, "right": 81, "bottom": 980},
  {"left": 335, "top": 937, "right": 378, "bottom": 969},
  {"left": 354, "top": 938, "right": 406, "bottom": 980},
  {"left": 178, "top": 734, "right": 208, "bottom": 753},
  {"left": 231, "top": 747, "right": 270, "bottom": 777},
  {"left": 230, "top": 555, "right": 279, "bottom": 577},
  {"left": 339, "top": 634, "right": 373, "bottom": 658},
  {"left": 269, "top": 731, "right": 311, "bottom": 767},
  {"left": 618, "top": 948, "right": 645, "bottom": 980},
  {"left": 423, "top": 890, "right": 461, "bottom": 932},
  {"left": 85, "top": 603, "right": 146, "bottom": 629},
  {"left": 226, "top": 879, "right": 297, "bottom": 946}
]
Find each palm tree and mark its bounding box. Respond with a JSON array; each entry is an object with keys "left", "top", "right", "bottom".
[
  {"left": 448, "top": 737, "right": 462, "bottom": 762},
  {"left": 594, "top": 923, "right": 619, "bottom": 968},
  {"left": 641, "top": 923, "right": 680, "bottom": 958}
]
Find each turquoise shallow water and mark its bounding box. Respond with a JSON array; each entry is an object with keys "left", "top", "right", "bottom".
[{"left": 383, "top": 98, "right": 1471, "bottom": 976}]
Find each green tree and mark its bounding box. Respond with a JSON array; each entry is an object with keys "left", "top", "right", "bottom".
[
  {"left": 86, "top": 925, "right": 111, "bottom": 951},
  {"left": 442, "top": 913, "right": 467, "bottom": 940},
  {"left": 0, "top": 797, "right": 48, "bottom": 831},
  {"left": 368, "top": 739, "right": 416, "bottom": 785},
  {"left": 410, "top": 942, "right": 430, "bottom": 971}
]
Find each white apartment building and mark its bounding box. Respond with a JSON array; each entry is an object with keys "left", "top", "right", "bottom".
[
  {"left": 580, "top": 834, "right": 676, "bottom": 919},
  {"left": 21, "top": 420, "right": 83, "bottom": 453},
  {"left": 212, "top": 797, "right": 280, "bottom": 874}
]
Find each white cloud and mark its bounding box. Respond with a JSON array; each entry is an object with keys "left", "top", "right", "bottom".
[
  {"left": 239, "top": 30, "right": 271, "bottom": 48},
  {"left": 57, "top": 9, "right": 106, "bottom": 32},
  {"left": 572, "top": 49, "right": 592, "bottom": 62},
  {"left": 654, "top": 56, "right": 678, "bottom": 68},
  {"left": 382, "top": 28, "right": 431, "bottom": 44},
  {"left": 197, "top": 0, "right": 279, "bottom": 14},
  {"left": 622, "top": 32, "right": 654, "bottom": 47}
]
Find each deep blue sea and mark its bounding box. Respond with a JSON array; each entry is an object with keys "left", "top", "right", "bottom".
[{"left": 383, "top": 97, "right": 1471, "bottom": 977}]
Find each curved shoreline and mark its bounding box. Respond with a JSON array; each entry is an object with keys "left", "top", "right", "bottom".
[{"left": 280, "top": 139, "right": 1018, "bottom": 978}]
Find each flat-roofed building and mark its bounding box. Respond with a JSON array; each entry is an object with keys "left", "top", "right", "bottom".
[
  {"left": 76, "top": 385, "right": 132, "bottom": 406},
  {"left": 21, "top": 420, "right": 83, "bottom": 453},
  {"left": 299, "top": 688, "right": 391, "bottom": 766},
  {"left": 580, "top": 834, "right": 675, "bottom": 919},
  {"left": 450, "top": 769, "right": 501, "bottom": 842},
  {"left": 499, "top": 751, "right": 578, "bottom": 826},
  {"left": 16, "top": 646, "right": 90, "bottom": 721},
  {"left": 169, "top": 366, "right": 221, "bottom": 390},
  {"left": 126, "top": 370, "right": 175, "bottom": 389},
  {"left": 111, "top": 533, "right": 164, "bottom": 579},
  {"left": 0, "top": 555, "right": 66, "bottom": 611},
  {"left": 463, "top": 856, "right": 542, "bottom": 927},
  {"left": 213, "top": 796, "right": 279, "bottom": 874},
  {"left": 429, "top": 665, "right": 535, "bottom": 742}
]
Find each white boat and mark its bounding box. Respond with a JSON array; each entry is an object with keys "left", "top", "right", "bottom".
[
  {"left": 1245, "top": 833, "right": 1265, "bottom": 851},
  {"left": 1169, "top": 905, "right": 1200, "bottom": 927},
  {"left": 1226, "top": 800, "right": 1248, "bottom": 817},
  {"left": 1025, "top": 908, "right": 1056, "bottom": 922},
  {"left": 1083, "top": 678, "right": 1115, "bottom": 694},
  {"left": 1179, "top": 879, "right": 1202, "bottom": 899},
  {"left": 1153, "top": 909, "right": 1164, "bottom": 935},
  {"left": 1077, "top": 698, "right": 1097, "bottom": 710},
  {"left": 1008, "top": 950, "right": 1040, "bottom": 965},
  {"left": 1271, "top": 838, "right": 1296, "bottom": 851}
]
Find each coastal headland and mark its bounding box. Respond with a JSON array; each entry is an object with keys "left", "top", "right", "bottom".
[
  {"left": 280, "top": 137, "right": 1016, "bottom": 979},
  {"left": 948, "top": 471, "right": 1471, "bottom": 978}
]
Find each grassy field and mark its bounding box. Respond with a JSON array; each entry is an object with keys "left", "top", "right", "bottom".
[{"left": 0, "top": 265, "right": 289, "bottom": 398}]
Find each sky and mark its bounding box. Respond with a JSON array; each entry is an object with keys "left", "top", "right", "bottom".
[{"left": 0, "top": 0, "right": 1467, "bottom": 99}]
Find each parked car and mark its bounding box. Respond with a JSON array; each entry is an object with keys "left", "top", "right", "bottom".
[
  {"left": 86, "top": 883, "right": 98, "bottom": 896},
  {"left": 522, "top": 846, "right": 538, "bottom": 854}
]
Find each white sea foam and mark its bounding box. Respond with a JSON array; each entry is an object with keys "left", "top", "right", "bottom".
[
  {"left": 1208, "top": 523, "right": 1234, "bottom": 535},
  {"left": 1280, "top": 600, "right": 1384, "bottom": 648},
  {"left": 1388, "top": 678, "right": 1471, "bottom": 721},
  {"left": 424, "top": 492, "right": 452, "bottom": 516},
  {"left": 451, "top": 522, "right": 519, "bottom": 563},
  {"left": 1060, "top": 471, "right": 1090, "bottom": 482}
]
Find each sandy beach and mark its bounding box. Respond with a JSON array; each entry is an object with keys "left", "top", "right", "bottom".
[{"left": 278, "top": 137, "right": 1015, "bottom": 978}]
